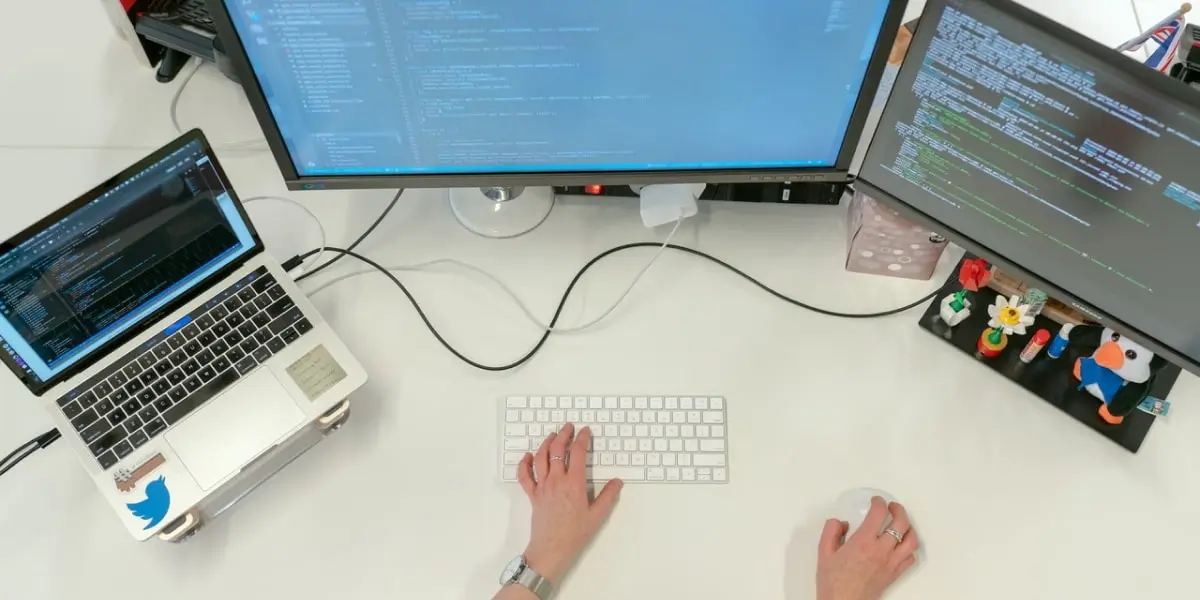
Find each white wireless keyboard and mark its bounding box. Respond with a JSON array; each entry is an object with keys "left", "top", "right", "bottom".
[{"left": 500, "top": 395, "right": 729, "bottom": 484}]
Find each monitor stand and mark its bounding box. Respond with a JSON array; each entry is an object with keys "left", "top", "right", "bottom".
[{"left": 449, "top": 187, "right": 555, "bottom": 238}]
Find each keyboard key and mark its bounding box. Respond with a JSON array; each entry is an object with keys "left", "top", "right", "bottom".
[
  {"left": 184, "top": 341, "right": 201, "bottom": 356},
  {"left": 125, "top": 379, "right": 144, "bottom": 394},
  {"left": 183, "top": 377, "right": 202, "bottom": 392},
  {"left": 128, "top": 430, "right": 149, "bottom": 450},
  {"left": 113, "top": 440, "right": 133, "bottom": 459},
  {"left": 122, "top": 399, "right": 141, "bottom": 415},
  {"left": 237, "top": 287, "right": 256, "bottom": 302},
  {"left": 72, "top": 408, "right": 99, "bottom": 432},
  {"left": 198, "top": 331, "right": 216, "bottom": 347},
  {"left": 240, "top": 338, "right": 259, "bottom": 354},
  {"left": 138, "top": 406, "right": 158, "bottom": 423},
  {"left": 182, "top": 360, "right": 200, "bottom": 375},
  {"left": 139, "top": 370, "right": 157, "bottom": 386},
  {"left": 138, "top": 353, "right": 156, "bottom": 369},
  {"left": 170, "top": 350, "right": 188, "bottom": 367},
  {"left": 703, "top": 411, "right": 724, "bottom": 424},
  {"left": 145, "top": 418, "right": 166, "bottom": 437},
  {"left": 154, "top": 397, "right": 173, "bottom": 413},
  {"left": 710, "top": 397, "right": 724, "bottom": 410},
  {"left": 252, "top": 275, "right": 276, "bottom": 294},
  {"left": 693, "top": 454, "right": 726, "bottom": 467},
  {"left": 166, "top": 369, "right": 185, "bottom": 385},
  {"left": 97, "top": 451, "right": 118, "bottom": 470},
  {"left": 169, "top": 386, "right": 188, "bottom": 402},
  {"left": 137, "top": 389, "right": 156, "bottom": 405},
  {"left": 252, "top": 345, "right": 272, "bottom": 363},
  {"left": 88, "top": 427, "right": 123, "bottom": 456},
  {"left": 182, "top": 323, "right": 201, "bottom": 340},
  {"left": 227, "top": 347, "right": 246, "bottom": 363},
  {"left": 235, "top": 356, "right": 258, "bottom": 375},
  {"left": 210, "top": 340, "right": 229, "bottom": 356},
  {"left": 700, "top": 439, "right": 726, "bottom": 452},
  {"left": 266, "top": 297, "right": 296, "bottom": 319},
  {"left": 61, "top": 401, "right": 82, "bottom": 419},
  {"left": 95, "top": 398, "right": 114, "bottom": 416},
  {"left": 94, "top": 381, "right": 113, "bottom": 397},
  {"left": 124, "top": 415, "right": 143, "bottom": 433},
  {"left": 280, "top": 327, "right": 299, "bottom": 344},
  {"left": 588, "top": 466, "right": 647, "bottom": 482},
  {"left": 253, "top": 329, "right": 272, "bottom": 344},
  {"left": 109, "top": 371, "right": 128, "bottom": 388},
  {"left": 267, "top": 285, "right": 286, "bottom": 300},
  {"left": 210, "top": 305, "right": 229, "bottom": 321},
  {"left": 212, "top": 322, "right": 230, "bottom": 338},
  {"left": 237, "top": 322, "right": 257, "bottom": 338},
  {"left": 213, "top": 356, "right": 231, "bottom": 372},
  {"left": 167, "top": 333, "right": 186, "bottom": 350},
  {"left": 198, "top": 366, "right": 217, "bottom": 382},
  {"left": 124, "top": 363, "right": 142, "bottom": 378},
  {"left": 695, "top": 397, "right": 709, "bottom": 410},
  {"left": 163, "top": 369, "right": 239, "bottom": 426},
  {"left": 226, "top": 312, "right": 245, "bottom": 328},
  {"left": 224, "top": 330, "right": 243, "bottom": 346},
  {"left": 152, "top": 343, "right": 172, "bottom": 360},
  {"left": 240, "top": 304, "right": 257, "bottom": 319},
  {"left": 196, "top": 314, "right": 215, "bottom": 330},
  {"left": 253, "top": 295, "right": 272, "bottom": 310},
  {"left": 154, "top": 362, "right": 172, "bottom": 377},
  {"left": 224, "top": 296, "right": 244, "bottom": 312},
  {"left": 266, "top": 336, "right": 286, "bottom": 354},
  {"left": 77, "top": 392, "right": 97, "bottom": 409},
  {"left": 196, "top": 349, "right": 215, "bottom": 365}
]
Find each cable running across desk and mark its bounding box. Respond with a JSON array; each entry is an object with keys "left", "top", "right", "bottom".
[{"left": 295, "top": 243, "right": 939, "bottom": 372}]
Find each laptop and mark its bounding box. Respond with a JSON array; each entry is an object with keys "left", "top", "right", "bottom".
[{"left": 0, "top": 130, "right": 367, "bottom": 540}]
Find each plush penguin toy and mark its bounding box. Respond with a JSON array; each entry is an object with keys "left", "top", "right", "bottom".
[{"left": 1068, "top": 326, "right": 1167, "bottom": 425}]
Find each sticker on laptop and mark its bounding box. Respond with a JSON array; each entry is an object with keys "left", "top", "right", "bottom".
[
  {"left": 126, "top": 475, "right": 171, "bottom": 530},
  {"left": 286, "top": 345, "right": 347, "bottom": 401},
  {"left": 115, "top": 453, "right": 167, "bottom": 493}
]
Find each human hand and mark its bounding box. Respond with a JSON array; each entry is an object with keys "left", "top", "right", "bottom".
[
  {"left": 516, "top": 423, "right": 623, "bottom": 585},
  {"left": 816, "top": 497, "right": 919, "bottom": 600}
]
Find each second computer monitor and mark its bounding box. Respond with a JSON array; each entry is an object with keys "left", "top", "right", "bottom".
[
  {"left": 209, "top": 0, "right": 905, "bottom": 189},
  {"left": 858, "top": 0, "right": 1200, "bottom": 373}
]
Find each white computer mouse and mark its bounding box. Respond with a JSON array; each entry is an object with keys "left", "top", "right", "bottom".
[
  {"left": 833, "top": 487, "right": 898, "bottom": 540},
  {"left": 832, "top": 488, "right": 925, "bottom": 565}
]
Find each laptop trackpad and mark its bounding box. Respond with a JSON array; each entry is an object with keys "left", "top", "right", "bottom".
[{"left": 166, "top": 368, "right": 306, "bottom": 490}]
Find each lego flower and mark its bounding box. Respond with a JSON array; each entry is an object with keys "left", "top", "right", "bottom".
[
  {"left": 958, "top": 258, "right": 992, "bottom": 292},
  {"left": 988, "top": 295, "right": 1035, "bottom": 335}
]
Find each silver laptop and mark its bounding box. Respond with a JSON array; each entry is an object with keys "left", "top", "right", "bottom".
[{"left": 0, "top": 130, "right": 367, "bottom": 540}]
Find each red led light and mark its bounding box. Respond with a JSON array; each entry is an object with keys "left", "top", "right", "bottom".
[{"left": 584, "top": 185, "right": 604, "bottom": 195}]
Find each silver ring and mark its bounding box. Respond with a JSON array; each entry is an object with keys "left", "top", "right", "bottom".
[
  {"left": 549, "top": 455, "right": 565, "bottom": 462},
  {"left": 883, "top": 528, "right": 904, "bottom": 544}
]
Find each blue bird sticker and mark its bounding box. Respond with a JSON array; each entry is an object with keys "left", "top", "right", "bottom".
[{"left": 126, "top": 476, "right": 171, "bottom": 530}]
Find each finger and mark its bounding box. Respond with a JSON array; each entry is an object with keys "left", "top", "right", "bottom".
[
  {"left": 548, "top": 423, "right": 574, "bottom": 474},
  {"left": 588, "top": 478, "right": 624, "bottom": 525},
  {"left": 855, "top": 496, "right": 891, "bottom": 541},
  {"left": 516, "top": 453, "right": 536, "bottom": 500},
  {"left": 534, "top": 432, "right": 555, "bottom": 483},
  {"left": 818, "top": 519, "right": 848, "bottom": 559},
  {"left": 892, "top": 528, "right": 919, "bottom": 565},
  {"left": 569, "top": 426, "right": 592, "bottom": 481},
  {"left": 880, "top": 502, "right": 911, "bottom": 547},
  {"left": 893, "top": 555, "right": 917, "bottom": 578}
]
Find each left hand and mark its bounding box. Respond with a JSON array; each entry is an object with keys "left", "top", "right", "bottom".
[{"left": 517, "top": 423, "right": 623, "bottom": 585}]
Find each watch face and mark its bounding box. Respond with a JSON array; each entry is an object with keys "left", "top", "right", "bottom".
[{"left": 500, "top": 556, "right": 525, "bottom": 584}]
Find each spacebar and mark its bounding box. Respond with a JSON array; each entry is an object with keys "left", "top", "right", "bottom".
[
  {"left": 163, "top": 369, "right": 240, "bottom": 426},
  {"left": 587, "top": 467, "right": 646, "bottom": 482}
]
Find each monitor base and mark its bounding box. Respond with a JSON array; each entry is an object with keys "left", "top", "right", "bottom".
[{"left": 449, "top": 187, "right": 555, "bottom": 238}]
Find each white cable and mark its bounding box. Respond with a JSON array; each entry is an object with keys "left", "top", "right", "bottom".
[
  {"left": 169, "top": 60, "right": 267, "bottom": 151},
  {"left": 303, "top": 213, "right": 686, "bottom": 334},
  {"left": 241, "top": 195, "right": 327, "bottom": 274}
]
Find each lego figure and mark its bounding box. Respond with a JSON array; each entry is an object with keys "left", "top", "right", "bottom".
[{"left": 1069, "top": 326, "right": 1169, "bottom": 424}]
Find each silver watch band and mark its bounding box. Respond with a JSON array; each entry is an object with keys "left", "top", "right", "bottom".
[{"left": 514, "top": 564, "right": 555, "bottom": 600}]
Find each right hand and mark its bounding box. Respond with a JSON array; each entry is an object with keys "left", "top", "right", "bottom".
[{"left": 816, "top": 496, "right": 919, "bottom": 600}]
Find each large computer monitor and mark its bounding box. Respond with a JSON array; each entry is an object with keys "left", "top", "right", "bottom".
[
  {"left": 208, "top": 0, "right": 905, "bottom": 191},
  {"left": 857, "top": 0, "right": 1200, "bottom": 374}
]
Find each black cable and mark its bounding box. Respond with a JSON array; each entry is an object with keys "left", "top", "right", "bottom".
[
  {"left": 0, "top": 428, "right": 61, "bottom": 478},
  {"left": 295, "top": 189, "right": 404, "bottom": 282},
  {"left": 295, "top": 243, "right": 939, "bottom": 371}
]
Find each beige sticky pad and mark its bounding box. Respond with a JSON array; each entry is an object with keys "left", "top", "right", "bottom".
[{"left": 286, "top": 345, "right": 348, "bottom": 401}]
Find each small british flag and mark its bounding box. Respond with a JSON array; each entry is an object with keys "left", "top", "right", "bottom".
[{"left": 1141, "top": 18, "right": 1184, "bottom": 72}]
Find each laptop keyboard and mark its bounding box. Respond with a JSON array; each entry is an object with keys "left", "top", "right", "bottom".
[{"left": 55, "top": 267, "right": 314, "bottom": 471}]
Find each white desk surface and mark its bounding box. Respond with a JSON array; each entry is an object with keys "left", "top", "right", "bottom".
[{"left": 3, "top": 1, "right": 1198, "bottom": 599}]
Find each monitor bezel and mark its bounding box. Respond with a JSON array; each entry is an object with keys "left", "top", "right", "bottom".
[
  {"left": 857, "top": 0, "right": 1200, "bottom": 376},
  {"left": 0, "top": 129, "right": 265, "bottom": 396},
  {"left": 206, "top": 0, "right": 908, "bottom": 190}
]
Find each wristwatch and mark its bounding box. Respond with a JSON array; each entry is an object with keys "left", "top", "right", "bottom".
[{"left": 500, "top": 555, "right": 555, "bottom": 600}]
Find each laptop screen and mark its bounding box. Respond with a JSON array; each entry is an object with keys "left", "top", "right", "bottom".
[{"left": 0, "top": 139, "right": 256, "bottom": 387}]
